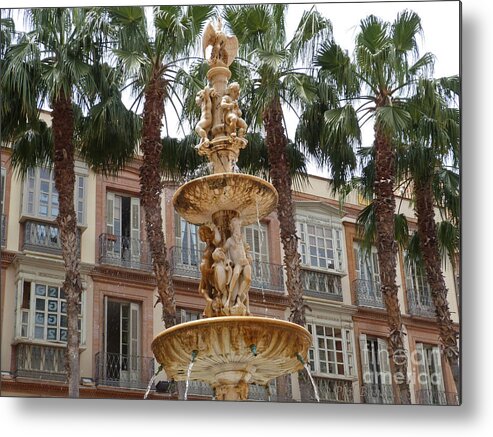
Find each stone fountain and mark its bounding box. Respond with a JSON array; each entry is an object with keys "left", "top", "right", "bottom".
[{"left": 151, "top": 18, "right": 312, "bottom": 401}]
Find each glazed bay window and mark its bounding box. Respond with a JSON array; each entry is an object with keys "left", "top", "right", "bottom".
[
  {"left": 296, "top": 212, "right": 345, "bottom": 299},
  {"left": 22, "top": 166, "right": 87, "bottom": 225},
  {"left": 15, "top": 280, "right": 83, "bottom": 343},
  {"left": 297, "top": 221, "right": 343, "bottom": 271},
  {"left": 307, "top": 324, "right": 354, "bottom": 377}
]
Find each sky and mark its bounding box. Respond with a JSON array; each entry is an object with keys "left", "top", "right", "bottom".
[
  {"left": 4, "top": 1, "right": 460, "bottom": 177},
  {"left": 3, "top": 0, "right": 493, "bottom": 436}
]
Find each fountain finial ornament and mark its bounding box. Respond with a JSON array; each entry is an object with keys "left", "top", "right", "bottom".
[{"left": 202, "top": 16, "right": 238, "bottom": 67}]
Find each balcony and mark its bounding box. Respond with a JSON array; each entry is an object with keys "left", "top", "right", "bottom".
[
  {"left": 94, "top": 352, "right": 155, "bottom": 390},
  {"left": 361, "top": 383, "right": 394, "bottom": 404},
  {"left": 154, "top": 380, "right": 277, "bottom": 401},
  {"left": 169, "top": 246, "right": 201, "bottom": 279},
  {"left": 354, "top": 279, "right": 384, "bottom": 309},
  {"left": 304, "top": 376, "right": 354, "bottom": 403},
  {"left": 1, "top": 214, "right": 6, "bottom": 246},
  {"left": 23, "top": 220, "right": 80, "bottom": 255},
  {"left": 407, "top": 289, "right": 435, "bottom": 318},
  {"left": 15, "top": 342, "right": 66, "bottom": 381},
  {"left": 301, "top": 268, "right": 343, "bottom": 301},
  {"left": 169, "top": 246, "right": 285, "bottom": 293},
  {"left": 99, "top": 233, "right": 152, "bottom": 271},
  {"left": 415, "top": 389, "right": 459, "bottom": 406}
]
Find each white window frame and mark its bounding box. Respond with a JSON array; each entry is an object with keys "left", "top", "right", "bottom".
[
  {"left": 21, "top": 166, "right": 87, "bottom": 226},
  {"left": 15, "top": 279, "right": 86, "bottom": 346},
  {"left": 243, "top": 223, "right": 269, "bottom": 263},
  {"left": 416, "top": 342, "right": 446, "bottom": 405},
  {"left": 405, "top": 259, "right": 432, "bottom": 306},
  {"left": 296, "top": 214, "right": 344, "bottom": 273},
  {"left": 307, "top": 322, "right": 354, "bottom": 378}
]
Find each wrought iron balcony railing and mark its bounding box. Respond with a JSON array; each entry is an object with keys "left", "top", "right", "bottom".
[
  {"left": 301, "top": 268, "right": 343, "bottom": 301},
  {"left": 169, "top": 246, "right": 285, "bottom": 293},
  {"left": 360, "top": 383, "right": 394, "bottom": 404},
  {"left": 168, "top": 245, "right": 201, "bottom": 279},
  {"left": 15, "top": 342, "right": 67, "bottom": 381},
  {"left": 23, "top": 220, "right": 80, "bottom": 255},
  {"left": 99, "top": 233, "right": 152, "bottom": 271},
  {"left": 94, "top": 352, "right": 155, "bottom": 390},
  {"left": 407, "top": 288, "right": 435, "bottom": 318},
  {"left": 354, "top": 279, "right": 385, "bottom": 308},
  {"left": 415, "top": 389, "right": 459, "bottom": 406},
  {"left": 309, "top": 376, "right": 354, "bottom": 403},
  {"left": 1, "top": 214, "right": 6, "bottom": 246}
]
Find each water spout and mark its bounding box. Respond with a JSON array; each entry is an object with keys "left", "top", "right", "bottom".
[
  {"left": 296, "top": 353, "right": 320, "bottom": 403},
  {"left": 144, "top": 364, "right": 163, "bottom": 400},
  {"left": 184, "top": 350, "right": 198, "bottom": 401},
  {"left": 250, "top": 344, "right": 257, "bottom": 356}
]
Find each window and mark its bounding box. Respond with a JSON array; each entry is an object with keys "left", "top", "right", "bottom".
[
  {"left": 359, "top": 334, "right": 393, "bottom": 404},
  {"left": 175, "top": 214, "right": 200, "bottom": 266},
  {"left": 243, "top": 223, "right": 269, "bottom": 263},
  {"left": 104, "top": 299, "right": 141, "bottom": 385},
  {"left": 178, "top": 308, "right": 202, "bottom": 323},
  {"left": 16, "top": 280, "right": 83, "bottom": 344},
  {"left": 405, "top": 261, "right": 432, "bottom": 308},
  {"left": 353, "top": 243, "right": 382, "bottom": 306},
  {"left": 307, "top": 324, "right": 354, "bottom": 377},
  {"left": 415, "top": 343, "right": 446, "bottom": 405},
  {"left": 297, "top": 219, "right": 343, "bottom": 271},
  {"left": 106, "top": 192, "right": 141, "bottom": 262},
  {"left": 22, "top": 167, "right": 87, "bottom": 225}
]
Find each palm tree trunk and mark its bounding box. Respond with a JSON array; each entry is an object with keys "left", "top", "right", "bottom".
[
  {"left": 414, "top": 177, "right": 460, "bottom": 392},
  {"left": 52, "top": 93, "right": 82, "bottom": 398},
  {"left": 263, "top": 97, "right": 305, "bottom": 327},
  {"left": 373, "top": 126, "right": 411, "bottom": 404},
  {"left": 140, "top": 66, "right": 176, "bottom": 328}
]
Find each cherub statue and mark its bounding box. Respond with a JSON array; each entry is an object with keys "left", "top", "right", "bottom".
[
  {"left": 195, "top": 86, "right": 214, "bottom": 154},
  {"left": 202, "top": 17, "right": 238, "bottom": 67},
  {"left": 221, "top": 82, "right": 247, "bottom": 137}
]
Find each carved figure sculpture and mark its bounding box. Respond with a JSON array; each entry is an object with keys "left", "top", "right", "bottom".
[
  {"left": 211, "top": 247, "right": 232, "bottom": 313},
  {"left": 195, "top": 86, "right": 214, "bottom": 154},
  {"left": 198, "top": 225, "right": 216, "bottom": 318},
  {"left": 222, "top": 217, "right": 252, "bottom": 315},
  {"left": 202, "top": 17, "right": 239, "bottom": 67},
  {"left": 221, "top": 82, "right": 247, "bottom": 138}
]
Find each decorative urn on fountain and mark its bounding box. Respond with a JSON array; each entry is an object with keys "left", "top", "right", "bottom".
[{"left": 151, "top": 18, "right": 312, "bottom": 401}]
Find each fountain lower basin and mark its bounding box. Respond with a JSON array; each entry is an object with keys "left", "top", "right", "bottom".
[{"left": 151, "top": 316, "right": 312, "bottom": 400}]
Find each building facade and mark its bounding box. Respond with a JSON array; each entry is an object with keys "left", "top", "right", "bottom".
[{"left": 0, "top": 136, "right": 460, "bottom": 403}]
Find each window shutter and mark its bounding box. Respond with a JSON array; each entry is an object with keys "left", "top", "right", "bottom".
[
  {"left": 106, "top": 193, "right": 115, "bottom": 235},
  {"left": 359, "top": 334, "right": 371, "bottom": 383},
  {"left": 431, "top": 346, "right": 446, "bottom": 405},
  {"left": 377, "top": 338, "right": 394, "bottom": 404},
  {"left": 130, "top": 197, "right": 141, "bottom": 259},
  {"left": 416, "top": 342, "right": 432, "bottom": 404},
  {"left": 130, "top": 303, "right": 140, "bottom": 373}
]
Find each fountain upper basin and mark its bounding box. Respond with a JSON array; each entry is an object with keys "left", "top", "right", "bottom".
[
  {"left": 172, "top": 173, "right": 278, "bottom": 226},
  {"left": 151, "top": 316, "right": 311, "bottom": 387}
]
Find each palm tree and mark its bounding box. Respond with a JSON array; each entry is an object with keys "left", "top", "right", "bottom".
[
  {"left": 223, "top": 4, "right": 332, "bottom": 327},
  {"left": 312, "top": 11, "right": 435, "bottom": 403},
  {"left": 1, "top": 8, "right": 138, "bottom": 398},
  {"left": 401, "top": 76, "right": 460, "bottom": 391},
  {"left": 106, "top": 6, "right": 214, "bottom": 328}
]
